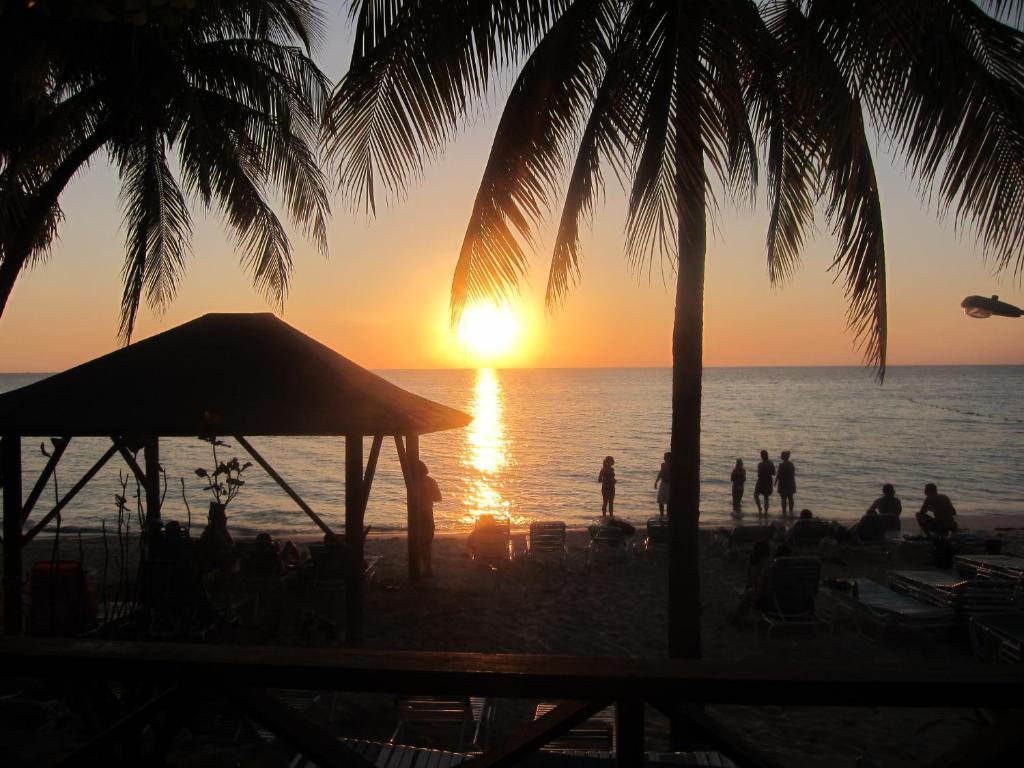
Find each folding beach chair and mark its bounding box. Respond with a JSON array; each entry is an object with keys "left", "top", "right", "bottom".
[
  {"left": 469, "top": 517, "right": 513, "bottom": 570},
  {"left": 391, "top": 696, "right": 491, "bottom": 751},
  {"left": 757, "top": 557, "right": 823, "bottom": 635},
  {"left": 528, "top": 521, "right": 568, "bottom": 570},
  {"left": 533, "top": 702, "right": 616, "bottom": 753},
  {"left": 642, "top": 517, "right": 670, "bottom": 554},
  {"left": 586, "top": 525, "right": 629, "bottom": 568}
]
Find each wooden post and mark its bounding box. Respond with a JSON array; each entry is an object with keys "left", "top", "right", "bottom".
[
  {"left": 3, "top": 435, "right": 23, "bottom": 635},
  {"left": 615, "top": 699, "right": 645, "bottom": 767},
  {"left": 405, "top": 434, "right": 420, "bottom": 581},
  {"left": 143, "top": 437, "right": 161, "bottom": 535},
  {"left": 345, "top": 435, "right": 365, "bottom": 642}
]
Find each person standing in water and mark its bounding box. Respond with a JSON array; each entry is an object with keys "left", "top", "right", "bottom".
[
  {"left": 754, "top": 450, "right": 775, "bottom": 516},
  {"left": 654, "top": 452, "right": 671, "bottom": 517},
  {"left": 598, "top": 456, "right": 616, "bottom": 516},
  {"left": 730, "top": 459, "right": 746, "bottom": 513},
  {"left": 776, "top": 450, "right": 796, "bottom": 516}
]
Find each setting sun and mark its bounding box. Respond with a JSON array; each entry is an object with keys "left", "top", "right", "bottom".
[{"left": 455, "top": 302, "right": 521, "bottom": 363}]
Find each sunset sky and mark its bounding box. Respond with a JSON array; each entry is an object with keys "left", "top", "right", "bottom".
[{"left": 1, "top": 3, "right": 1022, "bottom": 373}]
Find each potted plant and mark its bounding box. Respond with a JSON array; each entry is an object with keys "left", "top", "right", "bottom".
[{"left": 194, "top": 437, "right": 251, "bottom": 518}]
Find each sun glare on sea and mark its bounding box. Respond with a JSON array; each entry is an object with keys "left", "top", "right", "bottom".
[{"left": 456, "top": 302, "right": 520, "bottom": 364}]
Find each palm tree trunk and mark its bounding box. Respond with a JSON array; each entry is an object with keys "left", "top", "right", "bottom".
[
  {"left": 668, "top": 19, "right": 706, "bottom": 662},
  {"left": 0, "top": 127, "right": 109, "bottom": 319}
]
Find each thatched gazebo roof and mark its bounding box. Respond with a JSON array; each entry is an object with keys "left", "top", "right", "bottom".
[{"left": 0, "top": 312, "right": 470, "bottom": 437}]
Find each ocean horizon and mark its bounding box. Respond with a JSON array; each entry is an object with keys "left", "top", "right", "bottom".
[{"left": 2, "top": 365, "right": 1021, "bottom": 537}]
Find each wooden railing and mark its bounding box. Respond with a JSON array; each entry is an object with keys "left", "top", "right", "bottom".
[{"left": 2, "top": 638, "right": 1022, "bottom": 768}]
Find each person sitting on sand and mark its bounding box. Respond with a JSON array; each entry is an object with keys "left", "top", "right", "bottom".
[
  {"left": 867, "top": 483, "right": 903, "bottom": 531},
  {"left": 775, "top": 451, "right": 796, "bottom": 516},
  {"left": 849, "top": 508, "right": 888, "bottom": 544},
  {"left": 247, "top": 532, "right": 284, "bottom": 578},
  {"left": 730, "top": 459, "right": 746, "bottom": 513},
  {"left": 917, "top": 483, "right": 958, "bottom": 537},
  {"left": 197, "top": 504, "right": 237, "bottom": 575},
  {"left": 754, "top": 450, "right": 775, "bottom": 515},
  {"left": 729, "top": 539, "right": 771, "bottom": 622},
  {"left": 785, "top": 509, "right": 833, "bottom": 549},
  {"left": 599, "top": 456, "right": 616, "bottom": 517},
  {"left": 654, "top": 452, "right": 671, "bottom": 517}
]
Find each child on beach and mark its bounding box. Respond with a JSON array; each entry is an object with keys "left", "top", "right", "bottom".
[
  {"left": 599, "top": 456, "right": 616, "bottom": 516},
  {"left": 730, "top": 459, "right": 746, "bottom": 513},
  {"left": 754, "top": 450, "right": 775, "bottom": 515},
  {"left": 654, "top": 452, "right": 671, "bottom": 516}
]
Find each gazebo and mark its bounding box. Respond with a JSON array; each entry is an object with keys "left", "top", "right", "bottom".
[{"left": 0, "top": 312, "right": 470, "bottom": 640}]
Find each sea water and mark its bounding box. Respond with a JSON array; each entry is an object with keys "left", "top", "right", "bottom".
[{"left": 1, "top": 366, "right": 1021, "bottom": 535}]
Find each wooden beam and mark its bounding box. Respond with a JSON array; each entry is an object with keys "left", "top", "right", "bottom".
[
  {"left": 405, "top": 434, "right": 420, "bottom": 581},
  {"left": 393, "top": 435, "right": 409, "bottom": 482},
  {"left": 5, "top": 639, "right": 1024, "bottom": 707},
  {"left": 111, "top": 437, "right": 146, "bottom": 488},
  {"left": 22, "top": 436, "right": 70, "bottom": 522},
  {"left": 360, "top": 435, "right": 382, "bottom": 516},
  {"left": 346, "top": 434, "right": 365, "bottom": 643},
  {"left": 143, "top": 438, "right": 161, "bottom": 538},
  {"left": 615, "top": 699, "right": 645, "bottom": 768},
  {"left": 3, "top": 435, "right": 23, "bottom": 634},
  {"left": 233, "top": 435, "right": 334, "bottom": 537},
  {"left": 52, "top": 685, "right": 181, "bottom": 767},
  {"left": 24, "top": 443, "right": 119, "bottom": 544},
  {"left": 469, "top": 700, "right": 608, "bottom": 768},
  {"left": 648, "top": 701, "right": 783, "bottom": 768},
  {"left": 225, "top": 687, "right": 376, "bottom": 768}
]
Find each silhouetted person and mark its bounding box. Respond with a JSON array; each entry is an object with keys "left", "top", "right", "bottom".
[
  {"left": 418, "top": 460, "right": 442, "bottom": 576},
  {"left": 247, "top": 532, "right": 284, "bottom": 578},
  {"left": 867, "top": 483, "right": 903, "bottom": 531},
  {"left": 729, "top": 539, "right": 771, "bottom": 622},
  {"left": 654, "top": 452, "right": 671, "bottom": 517},
  {"left": 599, "top": 455, "right": 616, "bottom": 516},
  {"left": 850, "top": 508, "right": 888, "bottom": 543},
  {"left": 785, "top": 509, "right": 832, "bottom": 549},
  {"left": 917, "top": 483, "right": 958, "bottom": 537},
  {"left": 730, "top": 459, "right": 746, "bottom": 513},
  {"left": 754, "top": 450, "right": 775, "bottom": 515},
  {"left": 776, "top": 451, "right": 796, "bottom": 516},
  {"left": 197, "top": 504, "right": 237, "bottom": 575}
]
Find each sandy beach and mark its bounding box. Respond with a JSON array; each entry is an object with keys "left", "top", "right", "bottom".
[{"left": 8, "top": 512, "right": 1020, "bottom": 767}]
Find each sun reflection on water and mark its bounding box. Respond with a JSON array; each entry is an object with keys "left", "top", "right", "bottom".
[{"left": 461, "top": 368, "right": 514, "bottom": 524}]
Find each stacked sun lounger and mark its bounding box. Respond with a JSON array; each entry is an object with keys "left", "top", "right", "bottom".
[
  {"left": 969, "top": 613, "right": 1024, "bottom": 664},
  {"left": 829, "top": 580, "right": 953, "bottom": 639},
  {"left": 888, "top": 570, "right": 1019, "bottom": 618},
  {"left": 954, "top": 554, "right": 1024, "bottom": 581}
]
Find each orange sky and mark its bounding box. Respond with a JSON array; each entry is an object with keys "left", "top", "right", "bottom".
[{"left": 1, "top": 4, "right": 1022, "bottom": 373}]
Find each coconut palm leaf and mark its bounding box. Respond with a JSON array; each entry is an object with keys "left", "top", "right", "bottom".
[
  {"left": 115, "top": 133, "right": 193, "bottom": 342},
  {"left": 450, "top": 0, "right": 618, "bottom": 320}
]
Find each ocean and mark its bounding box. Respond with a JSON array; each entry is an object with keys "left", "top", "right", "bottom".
[{"left": 1, "top": 366, "right": 1021, "bottom": 536}]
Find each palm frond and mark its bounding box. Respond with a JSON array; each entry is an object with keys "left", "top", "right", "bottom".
[
  {"left": 450, "top": 0, "right": 618, "bottom": 322},
  {"left": 114, "top": 133, "right": 193, "bottom": 343},
  {"left": 327, "top": 0, "right": 575, "bottom": 213}
]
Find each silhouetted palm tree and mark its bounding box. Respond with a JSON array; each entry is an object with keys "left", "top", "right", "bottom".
[
  {"left": 0, "top": 0, "right": 331, "bottom": 340},
  {"left": 328, "top": 0, "right": 1024, "bottom": 658}
]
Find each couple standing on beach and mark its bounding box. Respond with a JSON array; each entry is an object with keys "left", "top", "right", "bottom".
[
  {"left": 731, "top": 450, "right": 796, "bottom": 516},
  {"left": 598, "top": 452, "right": 673, "bottom": 518}
]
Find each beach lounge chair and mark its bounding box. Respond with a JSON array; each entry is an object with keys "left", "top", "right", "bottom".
[
  {"left": 586, "top": 525, "right": 629, "bottom": 568},
  {"left": 888, "top": 570, "right": 1019, "bottom": 620},
  {"left": 468, "top": 517, "right": 514, "bottom": 572},
  {"left": 533, "top": 702, "right": 615, "bottom": 753},
  {"left": 954, "top": 553, "right": 1024, "bottom": 581},
  {"left": 824, "top": 579, "right": 954, "bottom": 641},
  {"left": 642, "top": 517, "right": 670, "bottom": 554},
  {"left": 756, "top": 556, "right": 822, "bottom": 635},
  {"left": 528, "top": 521, "right": 568, "bottom": 570},
  {"left": 391, "top": 696, "right": 490, "bottom": 751}
]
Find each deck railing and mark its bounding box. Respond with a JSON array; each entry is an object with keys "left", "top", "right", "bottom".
[{"left": 1, "top": 638, "right": 1022, "bottom": 768}]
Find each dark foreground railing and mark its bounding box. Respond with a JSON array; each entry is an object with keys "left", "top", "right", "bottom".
[{"left": 1, "top": 638, "right": 1022, "bottom": 768}]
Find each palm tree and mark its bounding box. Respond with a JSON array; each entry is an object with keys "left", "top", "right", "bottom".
[
  {"left": 0, "top": 0, "right": 331, "bottom": 341},
  {"left": 327, "top": 0, "right": 1024, "bottom": 658}
]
